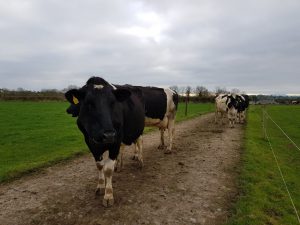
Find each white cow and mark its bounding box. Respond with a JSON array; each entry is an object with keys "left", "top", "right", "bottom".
[{"left": 215, "top": 94, "right": 238, "bottom": 128}]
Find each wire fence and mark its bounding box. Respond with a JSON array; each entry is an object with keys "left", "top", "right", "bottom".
[{"left": 262, "top": 106, "right": 300, "bottom": 224}]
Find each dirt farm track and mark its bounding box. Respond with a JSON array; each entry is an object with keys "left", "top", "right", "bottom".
[{"left": 0, "top": 113, "right": 243, "bottom": 225}]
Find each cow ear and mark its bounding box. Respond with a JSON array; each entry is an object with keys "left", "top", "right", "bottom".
[
  {"left": 113, "top": 89, "right": 131, "bottom": 102},
  {"left": 65, "top": 89, "right": 84, "bottom": 104}
]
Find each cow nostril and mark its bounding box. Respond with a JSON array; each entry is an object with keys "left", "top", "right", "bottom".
[
  {"left": 102, "top": 131, "right": 116, "bottom": 143},
  {"left": 103, "top": 131, "right": 116, "bottom": 138}
]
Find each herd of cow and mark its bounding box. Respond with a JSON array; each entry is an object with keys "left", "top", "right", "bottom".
[
  {"left": 215, "top": 93, "right": 250, "bottom": 128},
  {"left": 64, "top": 76, "right": 249, "bottom": 207}
]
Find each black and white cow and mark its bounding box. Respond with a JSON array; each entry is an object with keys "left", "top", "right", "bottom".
[
  {"left": 126, "top": 86, "right": 178, "bottom": 154},
  {"left": 66, "top": 78, "right": 144, "bottom": 171},
  {"left": 235, "top": 94, "right": 249, "bottom": 123},
  {"left": 215, "top": 94, "right": 238, "bottom": 128},
  {"left": 65, "top": 78, "right": 145, "bottom": 207},
  {"left": 112, "top": 85, "right": 178, "bottom": 170},
  {"left": 66, "top": 78, "right": 179, "bottom": 154}
]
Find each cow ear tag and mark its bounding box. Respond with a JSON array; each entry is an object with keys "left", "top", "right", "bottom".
[{"left": 73, "top": 96, "right": 79, "bottom": 105}]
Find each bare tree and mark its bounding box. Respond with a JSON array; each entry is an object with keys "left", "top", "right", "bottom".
[
  {"left": 185, "top": 86, "right": 191, "bottom": 96},
  {"left": 178, "top": 86, "right": 186, "bottom": 96},
  {"left": 195, "top": 86, "right": 209, "bottom": 97},
  {"left": 215, "top": 86, "right": 228, "bottom": 95}
]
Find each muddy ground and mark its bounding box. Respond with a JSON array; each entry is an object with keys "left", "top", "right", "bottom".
[{"left": 0, "top": 113, "right": 243, "bottom": 225}]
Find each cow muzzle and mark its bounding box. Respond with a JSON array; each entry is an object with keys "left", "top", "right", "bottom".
[
  {"left": 102, "top": 131, "right": 116, "bottom": 144},
  {"left": 66, "top": 107, "right": 78, "bottom": 117},
  {"left": 90, "top": 130, "right": 116, "bottom": 144}
]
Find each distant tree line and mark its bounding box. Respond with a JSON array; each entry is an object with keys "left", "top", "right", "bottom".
[
  {"left": 169, "top": 85, "right": 227, "bottom": 103},
  {"left": 0, "top": 85, "right": 79, "bottom": 101},
  {"left": 0, "top": 88, "right": 64, "bottom": 101},
  {"left": 1, "top": 85, "right": 299, "bottom": 104}
]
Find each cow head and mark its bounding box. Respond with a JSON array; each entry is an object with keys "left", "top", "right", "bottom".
[
  {"left": 71, "top": 84, "right": 131, "bottom": 145},
  {"left": 64, "top": 77, "right": 117, "bottom": 118}
]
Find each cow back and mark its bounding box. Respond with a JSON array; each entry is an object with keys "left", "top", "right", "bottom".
[{"left": 138, "top": 87, "right": 167, "bottom": 120}]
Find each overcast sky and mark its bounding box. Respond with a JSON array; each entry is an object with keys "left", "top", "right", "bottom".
[{"left": 0, "top": 0, "right": 299, "bottom": 94}]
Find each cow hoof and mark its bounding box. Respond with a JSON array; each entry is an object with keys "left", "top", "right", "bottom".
[
  {"left": 164, "top": 149, "right": 172, "bottom": 154},
  {"left": 131, "top": 155, "right": 138, "bottom": 161},
  {"left": 95, "top": 188, "right": 104, "bottom": 196},
  {"left": 114, "top": 166, "right": 122, "bottom": 173},
  {"left": 158, "top": 145, "right": 165, "bottom": 150},
  {"left": 138, "top": 160, "right": 144, "bottom": 169},
  {"left": 103, "top": 198, "right": 114, "bottom": 207}
]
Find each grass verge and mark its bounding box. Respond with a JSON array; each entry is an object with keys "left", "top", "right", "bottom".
[
  {"left": 0, "top": 101, "right": 214, "bottom": 182},
  {"left": 227, "top": 105, "right": 300, "bottom": 225}
]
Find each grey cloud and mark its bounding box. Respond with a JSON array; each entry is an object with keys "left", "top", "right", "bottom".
[{"left": 0, "top": 0, "right": 299, "bottom": 94}]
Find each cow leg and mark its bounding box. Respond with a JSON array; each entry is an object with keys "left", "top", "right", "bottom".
[
  {"left": 215, "top": 110, "right": 218, "bottom": 124},
  {"left": 135, "top": 136, "right": 144, "bottom": 168},
  {"left": 229, "top": 117, "right": 233, "bottom": 128},
  {"left": 233, "top": 112, "right": 237, "bottom": 127},
  {"left": 239, "top": 112, "right": 243, "bottom": 123},
  {"left": 221, "top": 112, "right": 224, "bottom": 125},
  {"left": 220, "top": 112, "right": 225, "bottom": 125},
  {"left": 228, "top": 112, "right": 235, "bottom": 128},
  {"left": 103, "top": 158, "right": 115, "bottom": 207},
  {"left": 227, "top": 113, "right": 231, "bottom": 127},
  {"left": 241, "top": 111, "right": 245, "bottom": 123},
  {"left": 95, "top": 161, "right": 105, "bottom": 195},
  {"left": 132, "top": 142, "right": 139, "bottom": 161},
  {"left": 157, "top": 129, "right": 165, "bottom": 149},
  {"left": 115, "top": 145, "right": 124, "bottom": 172},
  {"left": 165, "top": 118, "right": 175, "bottom": 154}
]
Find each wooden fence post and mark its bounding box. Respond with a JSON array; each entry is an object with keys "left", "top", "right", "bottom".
[{"left": 185, "top": 90, "right": 190, "bottom": 116}]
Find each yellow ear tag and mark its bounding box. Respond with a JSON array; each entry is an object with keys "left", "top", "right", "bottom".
[{"left": 73, "top": 96, "right": 79, "bottom": 105}]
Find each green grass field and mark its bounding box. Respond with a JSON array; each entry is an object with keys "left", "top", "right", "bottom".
[
  {"left": 227, "top": 105, "right": 300, "bottom": 225},
  {"left": 0, "top": 101, "right": 214, "bottom": 182}
]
